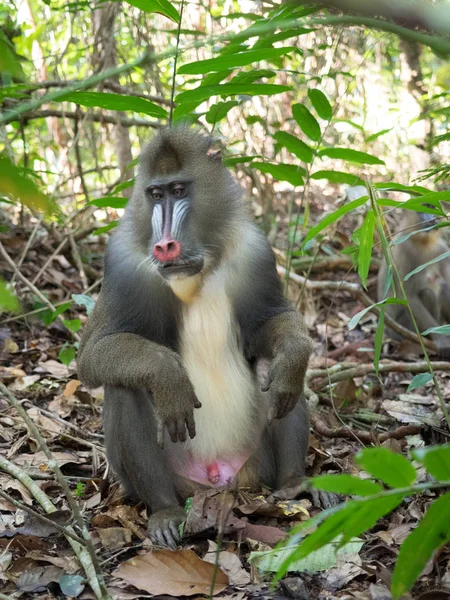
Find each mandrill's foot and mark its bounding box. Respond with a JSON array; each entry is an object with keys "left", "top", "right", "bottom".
[
  {"left": 267, "top": 477, "right": 340, "bottom": 510},
  {"left": 147, "top": 505, "right": 186, "bottom": 549}
]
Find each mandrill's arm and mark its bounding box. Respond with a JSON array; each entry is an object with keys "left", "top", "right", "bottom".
[
  {"left": 77, "top": 294, "right": 200, "bottom": 444},
  {"left": 251, "top": 310, "right": 313, "bottom": 420}
]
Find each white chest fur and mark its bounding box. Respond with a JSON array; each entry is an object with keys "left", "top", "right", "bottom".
[{"left": 178, "top": 267, "right": 257, "bottom": 461}]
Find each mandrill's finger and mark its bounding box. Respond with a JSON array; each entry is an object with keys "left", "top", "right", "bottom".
[
  {"left": 167, "top": 420, "right": 178, "bottom": 443},
  {"left": 156, "top": 419, "right": 165, "bottom": 449},
  {"left": 176, "top": 417, "right": 187, "bottom": 442},
  {"left": 186, "top": 412, "right": 196, "bottom": 439},
  {"left": 193, "top": 396, "right": 202, "bottom": 409}
]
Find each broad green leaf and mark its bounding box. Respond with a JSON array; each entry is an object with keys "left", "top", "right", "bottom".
[
  {"left": 87, "top": 197, "right": 128, "bottom": 209},
  {"left": 62, "top": 318, "right": 82, "bottom": 333},
  {"left": 348, "top": 298, "right": 406, "bottom": 330},
  {"left": 311, "top": 475, "right": 382, "bottom": 496},
  {"left": 205, "top": 101, "right": 239, "bottom": 125},
  {"left": 407, "top": 372, "right": 433, "bottom": 392},
  {"left": 355, "top": 448, "right": 416, "bottom": 488},
  {"left": 374, "top": 305, "right": 384, "bottom": 376},
  {"left": 58, "top": 92, "right": 168, "bottom": 119},
  {"left": 41, "top": 302, "right": 73, "bottom": 326},
  {"left": 93, "top": 221, "right": 119, "bottom": 235},
  {"left": 358, "top": 209, "right": 375, "bottom": 288},
  {"left": 308, "top": 89, "right": 332, "bottom": 120},
  {"left": 274, "top": 131, "right": 314, "bottom": 163},
  {"left": 251, "top": 537, "right": 363, "bottom": 574},
  {"left": 114, "top": 0, "right": 180, "bottom": 21},
  {"left": 292, "top": 104, "right": 321, "bottom": 141},
  {"left": 374, "top": 182, "right": 429, "bottom": 196},
  {"left": 400, "top": 196, "right": 445, "bottom": 215},
  {"left": 311, "top": 171, "right": 362, "bottom": 185},
  {"left": 0, "top": 158, "right": 55, "bottom": 214},
  {"left": 253, "top": 28, "right": 313, "bottom": 49},
  {"left": 229, "top": 70, "right": 275, "bottom": 85},
  {"left": 224, "top": 155, "right": 261, "bottom": 167},
  {"left": 302, "top": 196, "right": 368, "bottom": 247},
  {"left": 178, "top": 48, "right": 296, "bottom": 75},
  {"left": 422, "top": 324, "right": 450, "bottom": 336},
  {"left": 416, "top": 190, "right": 450, "bottom": 204},
  {"left": 318, "top": 148, "right": 385, "bottom": 166},
  {"left": 392, "top": 492, "right": 450, "bottom": 598},
  {"left": 0, "top": 31, "right": 25, "bottom": 80},
  {"left": 0, "top": 279, "right": 19, "bottom": 312},
  {"left": 59, "top": 344, "right": 76, "bottom": 366},
  {"left": 72, "top": 294, "right": 95, "bottom": 315},
  {"left": 112, "top": 179, "right": 134, "bottom": 194},
  {"left": 176, "top": 83, "right": 291, "bottom": 104},
  {"left": 405, "top": 251, "right": 450, "bottom": 281},
  {"left": 283, "top": 494, "right": 405, "bottom": 565},
  {"left": 366, "top": 128, "right": 393, "bottom": 142},
  {"left": 412, "top": 444, "right": 450, "bottom": 480},
  {"left": 252, "top": 162, "right": 305, "bottom": 187}
]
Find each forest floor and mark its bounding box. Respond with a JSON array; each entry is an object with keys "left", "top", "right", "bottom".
[{"left": 1, "top": 217, "right": 450, "bottom": 600}]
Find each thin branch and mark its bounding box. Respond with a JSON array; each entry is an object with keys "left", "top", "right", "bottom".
[
  {"left": 2, "top": 108, "right": 160, "bottom": 128},
  {"left": 311, "top": 416, "right": 423, "bottom": 443}
]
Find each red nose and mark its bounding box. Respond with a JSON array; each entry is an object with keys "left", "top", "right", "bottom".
[{"left": 153, "top": 239, "right": 181, "bottom": 262}]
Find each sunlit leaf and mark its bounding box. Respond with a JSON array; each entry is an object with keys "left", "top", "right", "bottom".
[
  {"left": 0, "top": 279, "right": 20, "bottom": 312},
  {"left": 366, "top": 128, "right": 393, "bottom": 142},
  {"left": 93, "top": 221, "right": 119, "bottom": 235},
  {"left": 292, "top": 104, "right": 321, "bottom": 141},
  {"left": 0, "top": 31, "right": 25, "bottom": 80},
  {"left": 274, "top": 131, "right": 313, "bottom": 163},
  {"left": 358, "top": 209, "right": 375, "bottom": 288},
  {"left": 412, "top": 444, "right": 450, "bottom": 480},
  {"left": 178, "top": 48, "right": 296, "bottom": 75},
  {"left": 407, "top": 372, "right": 433, "bottom": 392},
  {"left": 252, "top": 162, "right": 305, "bottom": 186},
  {"left": 110, "top": 0, "right": 180, "bottom": 21},
  {"left": 355, "top": 447, "right": 416, "bottom": 488},
  {"left": 224, "top": 155, "right": 261, "bottom": 167},
  {"left": 87, "top": 197, "right": 128, "bottom": 209},
  {"left": 392, "top": 493, "right": 450, "bottom": 598},
  {"left": 310, "top": 170, "right": 362, "bottom": 185},
  {"left": 176, "top": 83, "right": 291, "bottom": 104},
  {"left": 311, "top": 474, "right": 382, "bottom": 496},
  {"left": 318, "top": 148, "right": 385, "bottom": 165},
  {"left": 0, "top": 158, "right": 55, "bottom": 214},
  {"left": 205, "top": 100, "right": 239, "bottom": 125},
  {"left": 308, "top": 89, "right": 332, "bottom": 120},
  {"left": 58, "top": 91, "right": 167, "bottom": 118}
]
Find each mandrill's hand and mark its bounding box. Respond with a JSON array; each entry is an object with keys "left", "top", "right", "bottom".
[
  {"left": 152, "top": 352, "right": 201, "bottom": 447},
  {"left": 261, "top": 342, "right": 308, "bottom": 421}
]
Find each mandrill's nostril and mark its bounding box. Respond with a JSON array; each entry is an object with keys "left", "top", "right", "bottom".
[{"left": 153, "top": 239, "right": 181, "bottom": 262}]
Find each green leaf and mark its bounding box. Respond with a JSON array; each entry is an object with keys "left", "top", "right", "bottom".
[
  {"left": 229, "top": 69, "right": 275, "bottom": 85},
  {"left": 0, "top": 31, "right": 25, "bottom": 80},
  {"left": 311, "top": 475, "right": 383, "bottom": 496},
  {"left": 366, "top": 128, "right": 393, "bottom": 142},
  {"left": 223, "top": 155, "right": 261, "bottom": 167},
  {"left": 274, "top": 131, "right": 313, "bottom": 163},
  {"left": 93, "top": 221, "right": 119, "bottom": 235},
  {"left": 392, "top": 492, "right": 450, "bottom": 598},
  {"left": 62, "top": 318, "right": 82, "bottom": 333},
  {"left": 310, "top": 170, "right": 362, "bottom": 185},
  {"left": 0, "top": 158, "right": 56, "bottom": 214},
  {"left": 318, "top": 148, "right": 385, "bottom": 166},
  {"left": 0, "top": 279, "right": 19, "bottom": 312},
  {"left": 407, "top": 372, "right": 433, "bottom": 391},
  {"left": 72, "top": 294, "right": 95, "bottom": 315},
  {"left": 178, "top": 48, "right": 296, "bottom": 75},
  {"left": 348, "top": 298, "right": 406, "bottom": 330},
  {"left": 302, "top": 196, "right": 369, "bottom": 247},
  {"left": 58, "top": 92, "right": 168, "bottom": 119},
  {"left": 374, "top": 182, "right": 429, "bottom": 196},
  {"left": 412, "top": 444, "right": 450, "bottom": 480},
  {"left": 292, "top": 104, "right": 321, "bottom": 141},
  {"left": 176, "top": 83, "right": 291, "bottom": 105},
  {"left": 308, "top": 89, "right": 332, "bottom": 120},
  {"left": 392, "top": 224, "right": 436, "bottom": 245},
  {"left": 59, "top": 574, "right": 85, "bottom": 598},
  {"left": 422, "top": 324, "right": 450, "bottom": 336},
  {"left": 355, "top": 448, "right": 416, "bottom": 488},
  {"left": 374, "top": 305, "right": 384, "bottom": 376},
  {"left": 405, "top": 251, "right": 450, "bottom": 281},
  {"left": 252, "top": 162, "right": 305, "bottom": 187},
  {"left": 115, "top": 0, "right": 180, "bottom": 21},
  {"left": 41, "top": 302, "right": 73, "bottom": 326},
  {"left": 59, "top": 344, "right": 76, "bottom": 366},
  {"left": 87, "top": 196, "right": 128, "bottom": 209},
  {"left": 284, "top": 494, "right": 405, "bottom": 566},
  {"left": 205, "top": 100, "right": 239, "bottom": 125},
  {"left": 358, "top": 209, "right": 375, "bottom": 288}
]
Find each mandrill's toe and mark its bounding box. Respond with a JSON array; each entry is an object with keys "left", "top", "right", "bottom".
[{"left": 147, "top": 506, "right": 186, "bottom": 550}]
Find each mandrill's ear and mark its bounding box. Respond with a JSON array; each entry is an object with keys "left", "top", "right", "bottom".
[{"left": 207, "top": 148, "right": 222, "bottom": 162}]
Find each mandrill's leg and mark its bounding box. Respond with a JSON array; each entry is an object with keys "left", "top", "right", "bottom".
[{"left": 103, "top": 386, "right": 185, "bottom": 548}]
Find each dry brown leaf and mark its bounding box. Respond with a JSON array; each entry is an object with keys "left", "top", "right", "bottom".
[
  {"left": 64, "top": 379, "right": 81, "bottom": 397},
  {"left": 98, "top": 527, "right": 132, "bottom": 549},
  {"left": 37, "top": 360, "right": 70, "bottom": 379},
  {"left": 115, "top": 549, "right": 229, "bottom": 596},
  {"left": 203, "top": 541, "right": 250, "bottom": 586}
]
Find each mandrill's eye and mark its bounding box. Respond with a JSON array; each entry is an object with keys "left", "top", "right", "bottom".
[
  {"left": 149, "top": 187, "right": 163, "bottom": 201},
  {"left": 172, "top": 184, "right": 186, "bottom": 198}
]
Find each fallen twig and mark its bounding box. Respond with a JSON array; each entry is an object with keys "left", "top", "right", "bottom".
[{"left": 311, "top": 415, "right": 422, "bottom": 443}]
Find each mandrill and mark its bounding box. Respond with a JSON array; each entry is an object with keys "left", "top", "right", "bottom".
[{"left": 78, "top": 128, "right": 313, "bottom": 547}]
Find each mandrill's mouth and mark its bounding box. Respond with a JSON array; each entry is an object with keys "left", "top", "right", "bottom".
[{"left": 157, "top": 256, "right": 204, "bottom": 279}]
